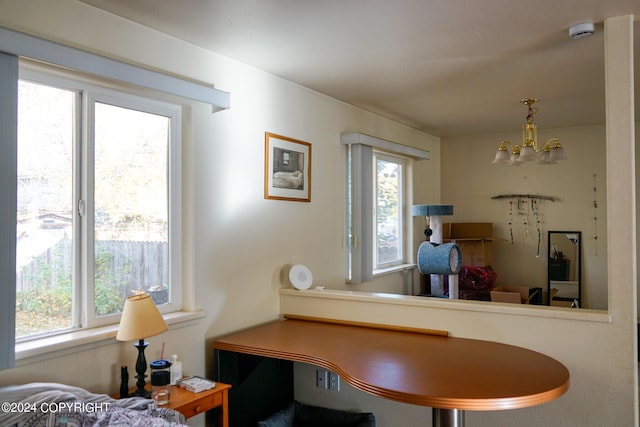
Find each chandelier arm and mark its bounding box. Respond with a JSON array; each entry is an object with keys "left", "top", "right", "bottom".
[
  {"left": 529, "top": 142, "right": 542, "bottom": 153},
  {"left": 499, "top": 141, "right": 522, "bottom": 152}
]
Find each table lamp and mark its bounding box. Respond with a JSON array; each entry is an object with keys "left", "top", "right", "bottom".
[{"left": 116, "top": 293, "right": 168, "bottom": 397}]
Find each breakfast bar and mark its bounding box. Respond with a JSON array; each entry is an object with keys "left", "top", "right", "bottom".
[{"left": 213, "top": 315, "right": 570, "bottom": 426}]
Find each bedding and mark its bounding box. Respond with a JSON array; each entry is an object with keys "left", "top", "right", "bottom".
[
  {"left": 272, "top": 171, "right": 303, "bottom": 189},
  {"left": 0, "top": 382, "right": 187, "bottom": 427}
]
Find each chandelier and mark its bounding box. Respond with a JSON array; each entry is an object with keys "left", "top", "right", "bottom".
[{"left": 492, "top": 98, "right": 567, "bottom": 165}]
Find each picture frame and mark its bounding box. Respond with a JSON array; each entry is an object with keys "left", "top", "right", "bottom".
[{"left": 264, "top": 132, "right": 312, "bottom": 202}]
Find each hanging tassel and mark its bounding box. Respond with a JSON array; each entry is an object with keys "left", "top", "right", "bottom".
[{"left": 508, "top": 200, "right": 514, "bottom": 244}]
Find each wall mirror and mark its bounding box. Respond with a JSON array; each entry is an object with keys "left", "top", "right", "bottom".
[{"left": 548, "top": 231, "right": 581, "bottom": 307}]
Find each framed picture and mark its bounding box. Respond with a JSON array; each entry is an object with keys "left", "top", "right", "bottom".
[{"left": 264, "top": 132, "right": 312, "bottom": 202}]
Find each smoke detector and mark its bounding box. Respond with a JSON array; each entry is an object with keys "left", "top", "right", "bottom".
[{"left": 569, "top": 22, "right": 595, "bottom": 39}]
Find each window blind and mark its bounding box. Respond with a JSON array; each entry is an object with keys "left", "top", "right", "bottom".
[
  {"left": 0, "top": 26, "right": 230, "bottom": 111},
  {"left": 0, "top": 52, "right": 18, "bottom": 370}
]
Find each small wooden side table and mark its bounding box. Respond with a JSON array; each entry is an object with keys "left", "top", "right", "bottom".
[
  {"left": 115, "top": 382, "right": 231, "bottom": 425},
  {"left": 165, "top": 383, "right": 231, "bottom": 425}
]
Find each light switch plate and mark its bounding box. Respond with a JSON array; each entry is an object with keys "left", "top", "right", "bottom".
[
  {"left": 316, "top": 369, "right": 328, "bottom": 389},
  {"left": 329, "top": 371, "right": 341, "bottom": 391}
]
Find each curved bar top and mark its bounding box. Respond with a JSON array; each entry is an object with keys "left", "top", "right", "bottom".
[{"left": 213, "top": 316, "right": 569, "bottom": 411}]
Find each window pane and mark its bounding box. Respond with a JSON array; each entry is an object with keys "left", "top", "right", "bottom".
[
  {"left": 16, "top": 81, "right": 74, "bottom": 338},
  {"left": 94, "top": 102, "right": 169, "bottom": 316},
  {"left": 376, "top": 156, "right": 403, "bottom": 266}
]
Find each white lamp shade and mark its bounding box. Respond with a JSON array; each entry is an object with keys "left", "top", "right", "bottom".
[
  {"left": 492, "top": 149, "right": 510, "bottom": 164},
  {"left": 509, "top": 153, "right": 522, "bottom": 166},
  {"left": 116, "top": 293, "right": 168, "bottom": 341},
  {"left": 538, "top": 151, "right": 555, "bottom": 164},
  {"left": 518, "top": 146, "right": 537, "bottom": 161},
  {"left": 550, "top": 146, "right": 567, "bottom": 160}
]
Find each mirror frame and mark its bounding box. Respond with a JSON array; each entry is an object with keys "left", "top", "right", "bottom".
[{"left": 547, "top": 231, "right": 581, "bottom": 307}]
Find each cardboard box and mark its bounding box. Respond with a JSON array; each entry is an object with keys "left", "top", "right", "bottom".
[
  {"left": 550, "top": 299, "right": 573, "bottom": 307},
  {"left": 490, "top": 286, "right": 531, "bottom": 304},
  {"left": 549, "top": 288, "right": 575, "bottom": 307}
]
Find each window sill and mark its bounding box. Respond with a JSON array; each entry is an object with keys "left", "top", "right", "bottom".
[
  {"left": 15, "top": 310, "right": 205, "bottom": 367},
  {"left": 280, "top": 288, "right": 612, "bottom": 323},
  {"left": 373, "top": 263, "right": 417, "bottom": 277}
]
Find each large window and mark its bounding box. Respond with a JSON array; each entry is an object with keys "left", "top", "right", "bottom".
[
  {"left": 344, "top": 132, "right": 428, "bottom": 284},
  {"left": 16, "top": 67, "right": 181, "bottom": 340}
]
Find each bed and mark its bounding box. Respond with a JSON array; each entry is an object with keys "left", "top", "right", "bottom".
[
  {"left": 272, "top": 171, "right": 303, "bottom": 189},
  {"left": 0, "top": 382, "right": 187, "bottom": 426}
]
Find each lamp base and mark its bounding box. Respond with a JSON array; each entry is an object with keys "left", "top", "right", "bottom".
[
  {"left": 133, "top": 388, "right": 151, "bottom": 398},
  {"left": 133, "top": 339, "right": 151, "bottom": 398}
]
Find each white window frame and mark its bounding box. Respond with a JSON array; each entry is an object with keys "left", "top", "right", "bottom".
[
  {"left": 17, "top": 64, "right": 182, "bottom": 336},
  {"left": 342, "top": 133, "right": 429, "bottom": 284},
  {"left": 0, "top": 26, "right": 227, "bottom": 367}
]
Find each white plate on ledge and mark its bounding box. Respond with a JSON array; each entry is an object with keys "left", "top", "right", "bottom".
[{"left": 289, "top": 264, "right": 313, "bottom": 290}]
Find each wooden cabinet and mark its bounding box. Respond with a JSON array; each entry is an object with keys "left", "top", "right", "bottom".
[
  {"left": 442, "top": 223, "right": 496, "bottom": 267},
  {"left": 166, "top": 383, "right": 230, "bottom": 423},
  {"left": 113, "top": 383, "right": 231, "bottom": 425}
]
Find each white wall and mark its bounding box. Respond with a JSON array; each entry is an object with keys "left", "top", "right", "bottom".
[
  {"left": 0, "top": 1, "right": 439, "bottom": 425},
  {"left": 441, "top": 125, "right": 608, "bottom": 309}
]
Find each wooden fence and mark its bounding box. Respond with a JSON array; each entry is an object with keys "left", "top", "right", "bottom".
[{"left": 17, "top": 237, "right": 168, "bottom": 294}]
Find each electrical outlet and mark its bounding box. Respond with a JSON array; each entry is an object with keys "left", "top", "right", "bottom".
[
  {"left": 328, "top": 371, "right": 341, "bottom": 391},
  {"left": 316, "top": 369, "right": 328, "bottom": 389}
]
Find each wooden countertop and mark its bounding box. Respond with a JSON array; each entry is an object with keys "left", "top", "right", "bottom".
[{"left": 213, "top": 315, "right": 569, "bottom": 411}]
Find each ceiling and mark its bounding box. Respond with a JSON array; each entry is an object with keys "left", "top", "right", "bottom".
[{"left": 79, "top": 0, "right": 639, "bottom": 137}]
